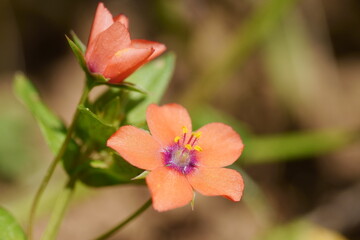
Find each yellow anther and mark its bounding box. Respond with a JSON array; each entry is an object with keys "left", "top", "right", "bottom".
[
  {"left": 174, "top": 136, "right": 181, "bottom": 143},
  {"left": 185, "top": 144, "right": 193, "bottom": 150},
  {"left": 182, "top": 126, "right": 188, "bottom": 134},
  {"left": 194, "top": 145, "right": 203, "bottom": 152},
  {"left": 192, "top": 132, "right": 202, "bottom": 138}
]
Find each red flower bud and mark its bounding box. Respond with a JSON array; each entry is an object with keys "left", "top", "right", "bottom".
[{"left": 85, "top": 2, "right": 166, "bottom": 84}]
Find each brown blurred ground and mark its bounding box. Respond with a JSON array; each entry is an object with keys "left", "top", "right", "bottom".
[{"left": 1, "top": 0, "right": 360, "bottom": 239}]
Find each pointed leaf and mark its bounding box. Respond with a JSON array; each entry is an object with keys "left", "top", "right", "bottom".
[
  {"left": 13, "top": 73, "right": 80, "bottom": 174},
  {"left": 0, "top": 207, "right": 27, "bottom": 240},
  {"left": 75, "top": 105, "right": 117, "bottom": 147},
  {"left": 13, "top": 73, "right": 69, "bottom": 153},
  {"left": 66, "top": 35, "right": 88, "bottom": 72},
  {"left": 70, "top": 31, "right": 86, "bottom": 53},
  {"left": 104, "top": 81, "right": 148, "bottom": 95},
  {"left": 79, "top": 154, "right": 143, "bottom": 187},
  {"left": 92, "top": 88, "right": 128, "bottom": 126}
]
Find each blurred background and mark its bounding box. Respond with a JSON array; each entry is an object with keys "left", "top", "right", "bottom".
[{"left": 1, "top": 0, "right": 360, "bottom": 239}]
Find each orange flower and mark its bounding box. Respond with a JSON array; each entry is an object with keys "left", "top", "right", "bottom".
[
  {"left": 107, "top": 104, "right": 245, "bottom": 211},
  {"left": 85, "top": 2, "right": 166, "bottom": 84}
]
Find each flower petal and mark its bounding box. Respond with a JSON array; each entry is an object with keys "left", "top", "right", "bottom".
[
  {"left": 146, "top": 167, "right": 193, "bottom": 211},
  {"left": 131, "top": 39, "right": 166, "bottom": 61},
  {"left": 104, "top": 47, "right": 154, "bottom": 83},
  {"left": 196, "top": 123, "right": 244, "bottom": 167},
  {"left": 87, "top": 3, "right": 114, "bottom": 50},
  {"left": 146, "top": 104, "right": 192, "bottom": 147},
  {"left": 85, "top": 22, "right": 131, "bottom": 74},
  {"left": 107, "top": 125, "right": 162, "bottom": 170},
  {"left": 113, "top": 14, "right": 129, "bottom": 29},
  {"left": 188, "top": 167, "right": 244, "bottom": 201}
]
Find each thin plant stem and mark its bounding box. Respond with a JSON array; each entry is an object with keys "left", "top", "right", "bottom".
[
  {"left": 27, "top": 82, "right": 92, "bottom": 240},
  {"left": 40, "top": 143, "right": 94, "bottom": 240},
  {"left": 94, "top": 198, "right": 152, "bottom": 240},
  {"left": 40, "top": 176, "right": 77, "bottom": 240}
]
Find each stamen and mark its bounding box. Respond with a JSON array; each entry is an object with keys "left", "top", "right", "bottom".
[
  {"left": 185, "top": 144, "right": 193, "bottom": 151},
  {"left": 193, "top": 132, "right": 202, "bottom": 138},
  {"left": 191, "top": 132, "right": 202, "bottom": 146},
  {"left": 174, "top": 136, "right": 181, "bottom": 143},
  {"left": 187, "top": 135, "right": 194, "bottom": 145},
  {"left": 191, "top": 137, "right": 199, "bottom": 146},
  {"left": 182, "top": 126, "right": 188, "bottom": 145},
  {"left": 194, "top": 145, "right": 203, "bottom": 152}
]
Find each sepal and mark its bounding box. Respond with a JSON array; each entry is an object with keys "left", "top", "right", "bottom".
[
  {"left": 131, "top": 170, "right": 149, "bottom": 180},
  {"left": 66, "top": 35, "right": 88, "bottom": 72}
]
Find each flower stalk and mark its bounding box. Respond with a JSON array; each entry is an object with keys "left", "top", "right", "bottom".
[
  {"left": 40, "top": 176, "right": 77, "bottom": 240},
  {"left": 27, "top": 81, "right": 93, "bottom": 240},
  {"left": 94, "top": 198, "right": 152, "bottom": 240}
]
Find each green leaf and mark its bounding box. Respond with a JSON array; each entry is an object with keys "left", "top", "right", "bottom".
[
  {"left": 75, "top": 105, "right": 117, "bottom": 147},
  {"left": 242, "top": 129, "right": 355, "bottom": 164},
  {"left": 14, "top": 73, "right": 66, "bottom": 153},
  {"left": 0, "top": 207, "right": 27, "bottom": 240},
  {"left": 79, "top": 153, "right": 143, "bottom": 187},
  {"left": 13, "top": 73, "right": 79, "bottom": 173},
  {"left": 70, "top": 31, "right": 86, "bottom": 53},
  {"left": 0, "top": 91, "right": 38, "bottom": 181},
  {"left": 66, "top": 35, "right": 88, "bottom": 72},
  {"left": 125, "top": 52, "right": 176, "bottom": 126},
  {"left": 92, "top": 88, "right": 127, "bottom": 126},
  {"left": 104, "top": 82, "right": 148, "bottom": 95}
]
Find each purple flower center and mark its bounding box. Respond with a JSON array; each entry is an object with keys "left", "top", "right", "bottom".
[
  {"left": 162, "top": 144, "right": 198, "bottom": 175},
  {"left": 161, "top": 126, "right": 203, "bottom": 175}
]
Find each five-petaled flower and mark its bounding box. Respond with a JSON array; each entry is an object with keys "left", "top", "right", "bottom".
[
  {"left": 107, "top": 104, "right": 245, "bottom": 212},
  {"left": 85, "top": 2, "right": 166, "bottom": 84}
]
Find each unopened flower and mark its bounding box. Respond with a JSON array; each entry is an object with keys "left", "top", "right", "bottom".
[
  {"left": 85, "top": 2, "right": 166, "bottom": 84},
  {"left": 107, "top": 104, "right": 245, "bottom": 212}
]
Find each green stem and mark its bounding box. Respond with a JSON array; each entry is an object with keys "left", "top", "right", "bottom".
[
  {"left": 27, "top": 82, "right": 92, "bottom": 240},
  {"left": 40, "top": 143, "right": 94, "bottom": 240},
  {"left": 94, "top": 198, "right": 152, "bottom": 240},
  {"left": 40, "top": 177, "right": 77, "bottom": 240}
]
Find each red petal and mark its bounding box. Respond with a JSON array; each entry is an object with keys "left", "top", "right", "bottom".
[
  {"left": 188, "top": 167, "right": 244, "bottom": 201},
  {"left": 87, "top": 3, "right": 114, "bottom": 51},
  {"left": 85, "top": 22, "right": 131, "bottom": 74},
  {"left": 196, "top": 123, "right": 244, "bottom": 167},
  {"left": 113, "top": 14, "right": 129, "bottom": 29},
  {"left": 104, "top": 47, "right": 154, "bottom": 83},
  {"left": 146, "top": 167, "right": 193, "bottom": 211},
  {"left": 107, "top": 125, "right": 163, "bottom": 170},
  {"left": 146, "top": 104, "right": 192, "bottom": 147},
  {"left": 131, "top": 39, "right": 166, "bottom": 61}
]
